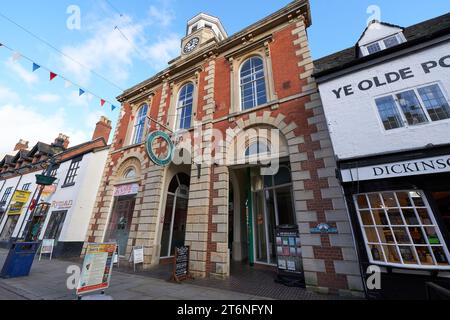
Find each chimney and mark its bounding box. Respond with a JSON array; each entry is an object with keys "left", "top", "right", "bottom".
[
  {"left": 53, "top": 134, "right": 70, "bottom": 149},
  {"left": 14, "top": 139, "right": 29, "bottom": 152},
  {"left": 92, "top": 116, "right": 112, "bottom": 143}
]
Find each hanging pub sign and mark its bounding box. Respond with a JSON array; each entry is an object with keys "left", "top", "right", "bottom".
[
  {"left": 77, "top": 243, "right": 117, "bottom": 296},
  {"left": 145, "top": 131, "right": 174, "bottom": 167},
  {"left": 8, "top": 190, "right": 31, "bottom": 216},
  {"left": 172, "top": 246, "right": 192, "bottom": 283}
]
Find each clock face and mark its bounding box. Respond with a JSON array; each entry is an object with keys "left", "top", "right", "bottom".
[{"left": 183, "top": 37, "right": 200, "bottom": 54}]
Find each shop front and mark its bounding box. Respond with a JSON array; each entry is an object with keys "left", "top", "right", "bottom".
[
  {"left": 339, "top": 145, "right": 450, "bottom": 299},
  {"left": 104, "top": 183, "right": 139, "bottom": 256}
]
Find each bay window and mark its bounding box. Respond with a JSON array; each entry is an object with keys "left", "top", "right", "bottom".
[{"left": 355, "top": 191, "right": 450, "bottom": 269}]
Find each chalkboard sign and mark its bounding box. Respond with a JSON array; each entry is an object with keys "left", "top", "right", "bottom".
[{"left": 172, "top": 246, "right": 192, "bottom": 283}]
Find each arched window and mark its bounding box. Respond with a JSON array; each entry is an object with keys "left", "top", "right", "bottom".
[
  {"left": 176, "top": 83, "right": 194, "bottom": 130},
  {"left": 133, "top": 104, "right": 148, "bottom": 145},
  {"left": 124, "top": 168, "right": 136, "bottom": 179},
  {"left": 245, "top": 139, "right": 271, "bottom": 157},
  {"left": 240, "top": 56, "right": 267, "bottom": 110}
]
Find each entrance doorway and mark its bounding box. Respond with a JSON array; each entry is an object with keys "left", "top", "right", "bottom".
[
  {"left": 105, "top": 196, "right": 136, "bottom": 256},
  {"left": 160, "top": 173, "right": 190, "bottom": 258},
  {"left": 25, "top": 203, "right": 51, "bottom": 241},
  {"left": 230, "top": 164, "right": 296, "bottom": 267}
]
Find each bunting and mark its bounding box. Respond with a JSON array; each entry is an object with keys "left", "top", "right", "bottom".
[{"left": 0, "top": 40, "right": 119, "bottom": 112}]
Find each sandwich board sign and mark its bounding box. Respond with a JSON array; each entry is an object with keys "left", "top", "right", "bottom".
[
  {"left": 129, "top": 246, "right": 144, "bottom": 272},
  {"left": 171, "top": 246, "right": 192, "bottom": 283},
  {"left": 39, "top": 239, "right": 55, "bottom": 261},
  {"left": 77, "top": 243, "right": 117, "bottom": 296}
]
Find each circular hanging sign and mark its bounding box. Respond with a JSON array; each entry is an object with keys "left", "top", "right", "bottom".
[{"left": 146, "top": 131, "right": 174, "bottom": 167}]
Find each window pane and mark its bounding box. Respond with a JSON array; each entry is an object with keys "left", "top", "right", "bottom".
[
  {"left": 409, "top": 227, "right": 427, "bottom": 244},
  {"left": 383, "top": 245, "right": 401, "bottom": 263},
  {"left": 383, "top": 36, "right": 400, "bottom": 48},
  {"left": 382, "top": 192, "right": 397, "bottom": 207},
  {"left": 364, "top": 227, "right": 379, "bottom": 243},
  {"left": 367, "top": 42, "right": 381, "bottom": 54},
  {"left": 417, "top": 208, "right": 433, "bottom": 225},
  {"left": 369, "top": 244, "right": 385, "bottom": 262},
  {"left": 433, "top": 247, "right": 449, "bottom": 265},
  {"left": 416, "top": 246, "right": 434, "bottom": 265},
  {"left": 378, "top": 227, "right": 395, "bottom": 244},
  {"left": 410, "top": 191, "right": 425, "bottom": 206},
  {"left": 424, "top": 227, "right": 440, "bottom": 245},
  {"left": 356, "top": 195, "right": 369, "bottom": 209},
  {"left": 393, "top": 227, "right": 411, "bottom": 244},
  {"left": 373, "top": 210, "right": 389, "bottom": 225},
  {"left": 375, "top": 96, "right": 404, "bottom": 130},
  {"left": 396, "top": 90, "right": 428, "bottom": 125},
  {"left": 386, "top": 209, "right": 403, "bottom": 225},
  {"left": 368, "top": 193, "right": 383, "bottom": 209},
  {"left": 396, "top": 192, "right": 412, "bottom": 207},
  {"left": 398, "top": 246, "right": 418, "bottom": 264},
  {"left": 418, "top": 84, "right": 450, "bottom": 121},
  {"left": 360, "top": 211, "right": 374, "bottom": 226},
  {"left": 402, "top": 209, "right": 419, "bottom": 225}
]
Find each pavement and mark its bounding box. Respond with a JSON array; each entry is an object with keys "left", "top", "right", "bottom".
[{"left": 0, "top": 249, "right": 270, "bottom": 300}]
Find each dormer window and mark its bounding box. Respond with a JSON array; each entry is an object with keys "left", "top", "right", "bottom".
[{"left": 362, "top": 34, "right": 405, "bottom": 56}]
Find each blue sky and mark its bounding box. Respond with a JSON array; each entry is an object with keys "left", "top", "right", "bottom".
[{"left": 0, "top": 0, "right": 448, "bottom": 156}]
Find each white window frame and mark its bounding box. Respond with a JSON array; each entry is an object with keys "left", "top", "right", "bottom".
[
  {"left": 175, "top": 82, "right": 195, "bottom": 131},
  {"left": 362, "top": 33, "right": 405, "bottom": 56},
  {"left": 131, "top": 104, "right": 149, "bottom": 145},
  {"left": 374, "top": 82, "right": 450, "bottom": 131},
  {"left": 354, "top": 190, "right": 450, "bottom": 270},
  {"left": 239, "top": 55, "right": 268, "bottom": 111}
]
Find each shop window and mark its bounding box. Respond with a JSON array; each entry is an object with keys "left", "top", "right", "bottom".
[
  {"left": 176, "top": 83, "right": 194, "bottom": 130},
  {"left": 0, "top": 215, "right": 20, "bottom": 240},
  {"left": 355, "top": 191, "right": 450, "bottom": 269},
  {"left": 375, "top": 83, "right": 450, "bottom": 131},
  {"left": 44, "top": 211, "right": 67, "bottom": 242},
  {"left": 63, "top": 157, "right": 82, "bottom": 187},
  {"left": 132, "top": 104, "right": 149, "bottom": 145},
  {"left": 240, "top": 56, "right": 267, "bottom": 110},
  {"left": 0, "top": 187, "right": 13, "bottom": 205}
]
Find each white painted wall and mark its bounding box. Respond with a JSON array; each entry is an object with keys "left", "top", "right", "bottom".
[
  {"left": 38, "top": 147, "right": 109, "bottom": 243},
  {"left": 318, "top": 42, "right": 450, "bottom": 160}
]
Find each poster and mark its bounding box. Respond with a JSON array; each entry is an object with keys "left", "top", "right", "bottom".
[
  {"left": 8, "top": 190, "right": 31, "bottom": 215},
  {"left": 275, "top": 226, "right": 303, "bottom": 276},
  {"left": 77, "top": 243, "right": 117, "bottom": 295}
]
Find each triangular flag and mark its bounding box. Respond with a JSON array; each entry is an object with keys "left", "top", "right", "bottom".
[
  {"left": 100, "top": 99, "right": 106, "bottom": 107},
  {"left": 79, "top": 88, "right": 85, "bottom": 96},
  {"left": 0, "top": 43, "right": 3, "bottom": 47},
  {"left": 112, "top": 105, "right": 118, "bottom": 111},
  {"left": 12, "top": 52, "right": 21, "bottom": 61},
  {"left": 64, "top": 80, "right": 72, "bottom": 88},
  {"left": 32, "top": 63, "right": 40, "bottom": 72},
  {"left": 50, "top": 72, "right": 57, "bottom": 81}
]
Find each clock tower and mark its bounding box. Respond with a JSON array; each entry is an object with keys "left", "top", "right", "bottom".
[{"left": 181, "top": 13, "right": 228, "bottom": 56}]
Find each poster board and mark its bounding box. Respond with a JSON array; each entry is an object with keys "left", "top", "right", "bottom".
[
  {"left": 76, "top": 243, "right": 117, "bottom": 296},
  {"left": 172, "top": 246, "right": 192, "bottom": 283},
  {"left": 275, "top": 225, "right": 303, "bottom": 276},
  {"left": 39, "top": 239, "right": 55, "bottom": 261},
  {"left": 129, "top": 246, "right": 144, "bottom": 272}
]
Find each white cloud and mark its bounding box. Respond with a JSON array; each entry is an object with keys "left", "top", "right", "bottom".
[
  {"left": 4, "top": 58, "right": 38, "bottom": 85},
  {"left": 60, "top": 10, "right": 180, "bottom": 85},
  {"left": 34, "top": 93, "right": 61, "bottom": 104},
  {"left": 0, "top": 104, "right": 90, "bottom": 157},
  {"left": 0, "top": 85, "right": 20, "bottom": 103},
  {"left": 148, "top": 5, "right": 175, "bottom": 27}
]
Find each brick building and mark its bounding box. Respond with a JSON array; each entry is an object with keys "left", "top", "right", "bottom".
[{"left": 85, "top": 0, "right": 363, "bottom": 296}]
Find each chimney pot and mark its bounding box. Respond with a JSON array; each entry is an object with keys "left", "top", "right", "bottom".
[
  {"left": 14, "top": 139, "right": 29, "bottom": 152},
  {"left": 92, "top": 116, "right": 112, "bottom": 143}
]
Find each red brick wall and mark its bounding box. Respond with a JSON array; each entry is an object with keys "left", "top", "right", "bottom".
[{"left": 214, "top": 57, "right": 231, "bottom": 120}]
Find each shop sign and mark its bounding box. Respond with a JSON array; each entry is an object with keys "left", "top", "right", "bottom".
[
  {"left": 41, "top": 184, "right": 57, "bottom": 202},
  {"left": 341, "top": 154, "right": 450, "bottom": 182},
  {"left": 145, "top": 130, "right": 174, "bottom": 167},
  {"left": 275, "top": 226, "right": 303, "bottom": 276},
  {"left": 114, "top": 183, "right": 139, "bottom": 197},
  {"left": 330, "top": 54, "right": 450, "bottom": 100},
  {"left": 77, "top": 243, "right": 117, "bottom": 296},
  {"left": 7, "top": 190, "right": 31, "bottom": 216},
  {"left": 310, "top": 223, "right": 338, "bottom": 234},
  {"left": 51, "top": 200, "right": 73, "bottom": 210}
]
